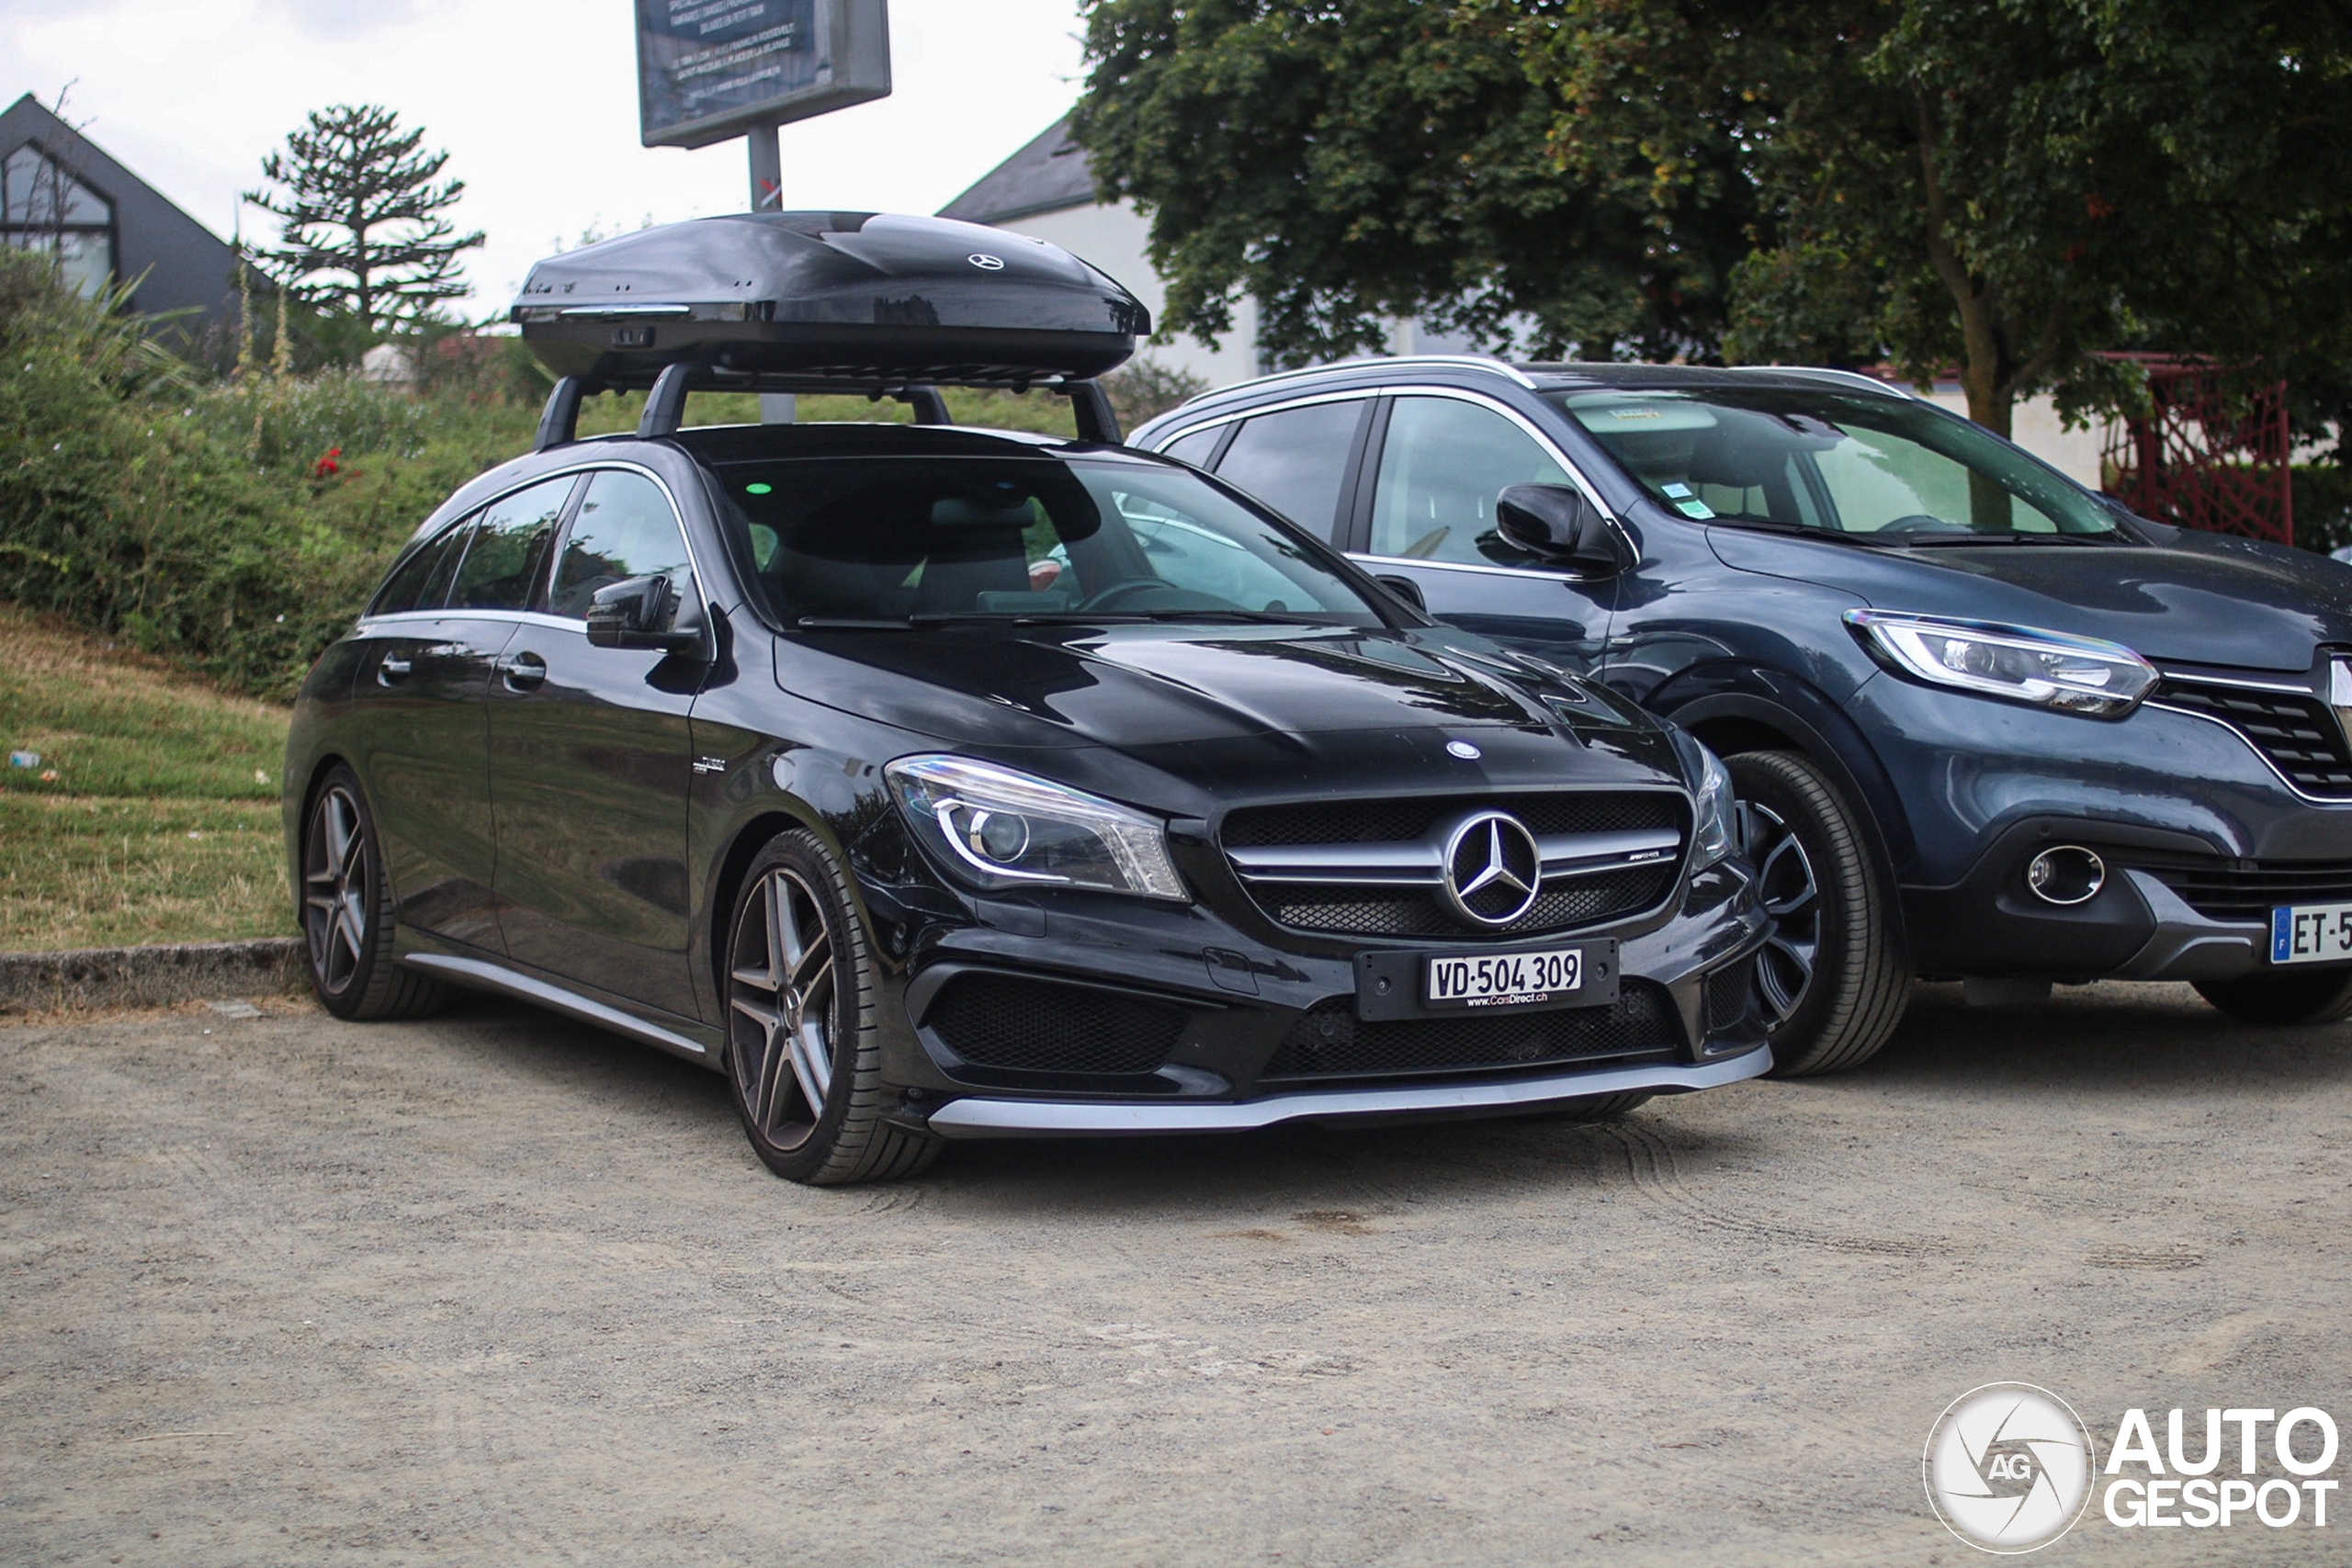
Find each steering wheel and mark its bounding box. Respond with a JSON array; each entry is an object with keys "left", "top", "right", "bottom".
[
  {"left": 1076, "top": 578, "right": 1180, "bottom": 612},
  {"left": 1881, "top": 513, "right": 1970, "bottom": 535}
]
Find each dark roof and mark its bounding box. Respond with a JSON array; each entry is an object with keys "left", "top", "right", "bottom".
[
  {"left": 937, "top": 116, "right": 1099, "bottom": 226},
  {"left": 1, "top": 94, "right": 241, "bottom": 332}
]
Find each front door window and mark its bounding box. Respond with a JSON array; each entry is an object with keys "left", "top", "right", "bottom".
[{"left": 1370, "top": 397, "right": 1572, "bottom": 567}]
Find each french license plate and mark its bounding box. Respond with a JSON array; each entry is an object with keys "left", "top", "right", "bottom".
[
  {"left": 2271, "top": 902, "right": 2352, "bottom": 964},
  {"left": 1427, "top": 946, "right": 1588, "bottom": 1010}
]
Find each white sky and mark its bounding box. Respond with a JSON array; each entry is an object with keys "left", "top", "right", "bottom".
[{"left": 4, "top": 0, "right": 1091, "bottom": 312}]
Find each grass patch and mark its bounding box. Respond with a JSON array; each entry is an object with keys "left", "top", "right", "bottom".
[{"left": 1, "top": 604, "right": 292, "bottom": 951}]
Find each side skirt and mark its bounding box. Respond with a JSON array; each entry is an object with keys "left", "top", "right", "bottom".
[{"left": 400, "top": 951, "right": 718, "bottom": 1066}]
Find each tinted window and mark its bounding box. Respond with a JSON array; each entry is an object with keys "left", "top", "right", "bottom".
[
  {"left": 1371, "top": 397, "right": 1569, "bottom": 565},
  {"left": 368, "top": 521, "right": 469, "bottom": 615},
  {"left": 550, "top": 471, "right": 695, "bottom": 619},
  {"left": 1212, "top": 400, "right": 1364, "bottom": 540},
  {"left": 447, "top": 478, "right": 571, "bottom": 611},
  {"left": 1159, "top": 426, "right": 1223, "bottom": 468},
  {"left": 718, "top": 456, "right": 1381, "bottom": 626}
]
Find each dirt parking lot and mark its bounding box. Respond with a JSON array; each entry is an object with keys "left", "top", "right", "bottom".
[{"left": 5, "top": 981, "right": 2349, "bottom": 1565}]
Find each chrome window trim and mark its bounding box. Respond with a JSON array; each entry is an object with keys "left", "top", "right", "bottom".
[{"left": 1145, "top": 389, "right": 1378, "bottom": 452}]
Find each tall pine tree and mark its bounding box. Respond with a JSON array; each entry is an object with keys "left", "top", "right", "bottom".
[{"left": 243, "top": 105, "right": 485, "bottom": 330}]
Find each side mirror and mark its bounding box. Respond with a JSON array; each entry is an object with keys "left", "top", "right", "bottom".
[
  {"left": 1372, "top": 573, "right": 1428, "bottom": 615},
  {"left": 1496, "top": 484, "right": 1624, "bottom": 574},
  {"left": 586, "top": 574, "right": 701, "bottom": 653}
]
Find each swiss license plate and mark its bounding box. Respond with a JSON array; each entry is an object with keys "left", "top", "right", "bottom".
[
  {"left": 1426, "top": 946, "right": 1588, "bottom": 1010},
  {"left": 2271, "top": 902, "right": 2352, "bottom": 964}
]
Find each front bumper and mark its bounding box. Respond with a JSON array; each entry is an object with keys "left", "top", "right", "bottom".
[{"left": 867, "top": 862, "right": 1771, "bottom": 1123}]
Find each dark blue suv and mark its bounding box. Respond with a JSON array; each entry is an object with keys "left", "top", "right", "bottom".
[{"left": 1134, "top": 358, "right": 2352, "bottom": 1074}]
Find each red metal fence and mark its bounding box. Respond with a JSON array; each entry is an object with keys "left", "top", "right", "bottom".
[{"left": 2100, "top": 359, "right": 2293, "bottom": 545}]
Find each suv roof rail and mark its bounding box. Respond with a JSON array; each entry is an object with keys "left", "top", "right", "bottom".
[
  {"left": 1175, "top": 353, "right": 1539, "bottom": 410},
  {"left": 1759, "top": 366, "right": 1917, "bottom": 399}
]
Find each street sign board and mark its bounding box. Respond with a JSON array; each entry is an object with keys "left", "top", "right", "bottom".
[{"left": 638, "top": 0, "right": 891, "bottom": 150}]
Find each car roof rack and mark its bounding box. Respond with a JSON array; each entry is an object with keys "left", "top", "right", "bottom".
[{"left": 530, "top": 370, "right": 1117, "bottom": 450}]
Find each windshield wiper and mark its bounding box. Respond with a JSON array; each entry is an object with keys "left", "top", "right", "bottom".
[
  {"left": 1707, "top": 518, "right": 1892, "bottom": 547},
  {"left": 1899, "top": 530, "right": 2120, "bottom": 547},
  {"left": 1137, "top": 609, "right": 1331, "bottom": 625}
]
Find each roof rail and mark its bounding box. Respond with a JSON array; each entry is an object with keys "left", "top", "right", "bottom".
[
  {"left": 1174, "top": 353, "right": 1538, "bottom": 411},
  {"left": 1761, "top": 366, "right": 1916, "bottom": 399}
]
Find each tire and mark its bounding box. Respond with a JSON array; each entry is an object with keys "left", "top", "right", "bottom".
[
  {"left": 298, "top": 765, "right": 447, "bottom": 1021},
  {"left": 1539, "top": 1092, "right": 1654, "bottom": 1122},
  {"left": 1727, "top": 750, "right": 1910, "bottom": 1076},
  {"left": 2194, "top": 968, "right": 2352, "bottom": 1026},
  {"left": 722, "top": 830, "right": 941, "bottom": 1185}
]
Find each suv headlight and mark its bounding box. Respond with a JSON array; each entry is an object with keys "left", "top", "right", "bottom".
[
  {"left": 886, "top": 755, "right": 1188, "bottom": 901},
  {"left": 1844, "top": 610, "right": 2156, "bottom": 717},
  {"left": 1668, "top": 728, "right": 1736, "bottom": 873}
]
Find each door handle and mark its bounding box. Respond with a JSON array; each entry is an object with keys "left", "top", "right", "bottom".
[
  {"left": 377, "top": 655, "right": 413, "bottom": 685},
  {"left": 498, "top": 651, "right": 548, "bottom": 692}
]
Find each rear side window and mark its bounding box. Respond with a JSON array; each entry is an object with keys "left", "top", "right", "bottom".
[
  {"left": 446, "top": 477, "right": 573, "bottom": 611},
  {"left": 368, "top": 521, "right": 469, "bottom": 616},
  {"left": 549, "top": 471, "right": 695, "bottom": 619},
  {"left": 1212, "top": 400, "right": 1365, "bottom": 541}
]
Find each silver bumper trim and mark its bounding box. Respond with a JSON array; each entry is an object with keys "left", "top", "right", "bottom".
[
  {"left": 2116, "top": 870, "right": 2267, "bottom": 981},
  {"left": 922, "top": 1046, "right": 1773, "bottom": 1139}
]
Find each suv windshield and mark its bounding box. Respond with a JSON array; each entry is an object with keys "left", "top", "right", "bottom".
[
  {"left": 1547, "top": 386, "right": 2120, "bottom": 541},
  {"left": 718, "top": 455, "right": 1385, "bottom": 627}
]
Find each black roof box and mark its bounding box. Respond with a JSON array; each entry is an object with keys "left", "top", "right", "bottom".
[{"left": 510, "top": 211, "right": 1149, "bottom": 390}]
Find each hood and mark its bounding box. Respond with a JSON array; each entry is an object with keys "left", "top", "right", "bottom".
[
  {"left": 1708, "top": 523, "right": 2352, "bottom": 673},
  {"left": 775, "top": 623, "right": 1649, "bottom": 751}
]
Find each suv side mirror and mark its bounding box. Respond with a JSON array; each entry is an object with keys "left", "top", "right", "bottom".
[
  {"left": 1496, "top": 484, "right": 1624, "bottom": 574},
  {"left": 587, "top": 575, "right": 702, "bottom": 653}
]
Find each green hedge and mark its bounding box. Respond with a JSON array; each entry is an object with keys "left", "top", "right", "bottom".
[{"left": 2296, "top": 465, "right": 2352, "bottom": 555}]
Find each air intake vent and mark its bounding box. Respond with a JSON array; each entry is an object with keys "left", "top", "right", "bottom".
[
  {"left": 927, "top": 974, "right": 1186, "bottom": 1076},
  {"left": 1261, "top": 982, "right": 1678, "bottom": 1081}
]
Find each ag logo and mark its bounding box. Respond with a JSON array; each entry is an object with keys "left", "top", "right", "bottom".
[
  {"left": 967, "top": 254, "right": 1005, "bottom": 271},
  {"left": 1924, "top": 1383, "right": 2097, "bottom": 1553}
]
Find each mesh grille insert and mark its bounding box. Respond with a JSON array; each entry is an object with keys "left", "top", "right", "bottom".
[
  {"left": 1261, "top": 981, "right": 1678, "bottom": 1081},
  {"left": 927, "top": 974, "right": 1185, "bottom": 1076},
  {"left": 2157, "top": 680, "right": 2352, "bottom": 798},
  {"left": 1257, "top": 865, "right": 1678, "bottom": 940},
  {"left": 1707, "top": 960, "right": 1757, "bottom": 1034},
  {"left": 2138, "top": 860, "right": 2352, "bottom": 923}
]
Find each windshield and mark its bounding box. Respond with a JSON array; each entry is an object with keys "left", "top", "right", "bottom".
[
  {"left": 1548, "top": 387, "right": 2120, "bottom": 540},
  {"left": 718, "top": 455, "right": 1386, "bottom": 627}
]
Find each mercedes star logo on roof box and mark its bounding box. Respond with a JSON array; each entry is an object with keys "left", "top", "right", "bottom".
[{"left": 967, "top": 253, "right": 1005, "bottom": 270}]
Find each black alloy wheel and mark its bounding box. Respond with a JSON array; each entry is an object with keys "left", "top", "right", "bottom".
[
  {"left": 299, "top": 765, "right": 445, "bottom": 1020},
  {"left": 1726, "top": 750, "right": 1911, "bottom": 1076},
  {"left": 2194, "top": 968, "right": 2352, "bottom": 1026},
  {"left": 724, "top": 830, "right": 939, "bottom": 1185}
]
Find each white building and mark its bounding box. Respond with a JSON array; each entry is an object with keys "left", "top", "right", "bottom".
[{"left": 942, "top": 117, "right": 2109, "bottom": 485}]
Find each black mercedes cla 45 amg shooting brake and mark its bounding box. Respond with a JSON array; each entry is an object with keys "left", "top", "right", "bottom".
[{"left": 282, "top": 214, "right": 1770, "bottom": 1183}]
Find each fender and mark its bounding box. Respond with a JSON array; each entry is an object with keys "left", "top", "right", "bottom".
[{"left": 1638, "top": 661, "right": 1918, "bottom": 886}]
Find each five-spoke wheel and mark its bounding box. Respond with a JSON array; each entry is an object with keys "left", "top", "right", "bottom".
[
  {"left": 296, "top": 764, "right": 444, "bottom": 1020},
  {"left": 723, "top": 831, "right": 939, "bottom": 1184}
]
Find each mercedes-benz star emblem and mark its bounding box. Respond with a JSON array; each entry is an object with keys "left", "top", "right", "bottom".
[
  {"left": 967, "top": 254, "right": 1006, "bottom": 271},
  {"left": 1440, "top": 810, "right": 1544, "bottom": 928}
]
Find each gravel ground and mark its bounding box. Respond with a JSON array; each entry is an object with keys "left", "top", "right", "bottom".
[{"left": 4, "top": 981, "right": 2350, "bottom": 1566}]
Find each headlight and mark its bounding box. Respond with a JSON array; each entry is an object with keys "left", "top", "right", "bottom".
[
  {"left": 885, "top": 755, "right": 1188, "bottom": 902},
  {"left": 1844, "top": 610, "right": 2156, "bottom": 717},
  {"left": 1668, "top": 728, "right": 1736, "bottom": 873}
]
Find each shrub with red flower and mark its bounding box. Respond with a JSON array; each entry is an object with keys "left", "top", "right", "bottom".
[{"left": 311, "top": 446, "right": 343, "bottom": 480}]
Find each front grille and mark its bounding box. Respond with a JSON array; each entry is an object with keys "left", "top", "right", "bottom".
[
  {"left": 1222, "top": 792, "right": 1685, "bottom": 940},
  {"left": 926, "top": 974, "right": 1185, "bottom": 1076},
  {"left": 1222, "top": 792, "right": 1679, "bottom": 849},
  {"left": 1255, "top": 866, "right": 1679, "bottom": 940},
  {"left": 1261, "top": 981, "right": 1678, "bottom": 1081},
  {"left": 1707, "top": 959, "right": 1758, "bottom": 1033},
  {"left": 2155, "top": 680, "right": 2352, "bottom": 799},
  {"left": 2138, "top": 860, "right": 2352, "bottom": 923}
]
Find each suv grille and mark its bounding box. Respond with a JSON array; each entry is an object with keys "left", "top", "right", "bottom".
[
  {"left": 2137, "top": 860, "right": 2352, "bottom": 924},
  {"left": 1261, "top": 981, "right": 1678, "bottom": 1082},
  {"left": 2154, "top": 679, "right": 2352, "bottom": 799},
  {"left": 1221, "top": 792, "right": 1685, "bottom": 941},
  {"left": 926, "top": 974, "right": 1185, "bottom": 1076}
]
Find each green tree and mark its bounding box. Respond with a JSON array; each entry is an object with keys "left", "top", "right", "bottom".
[
  {"left": 1073, "top": 0, "right": 1753, "bottom": 367},
  {"left": 243, "top": 104, "right": 486, "bottom": 332},
  {"left": 1476, "top": 0, "right": 2352, "bottom": 440}
]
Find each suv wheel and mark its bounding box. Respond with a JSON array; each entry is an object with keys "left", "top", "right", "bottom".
[
  {"left": 298, "top": 766, "right": 447, "bottom": 1021},
  {"left": 2194, "top": 969, "right": 2352, "bottom": 1026},
  {"left": 724, "top": 830, "right": 941, "bottom": 1185},
  {"left": 1727, "top": 750, "right": 1910, "bottom": 1076}
]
